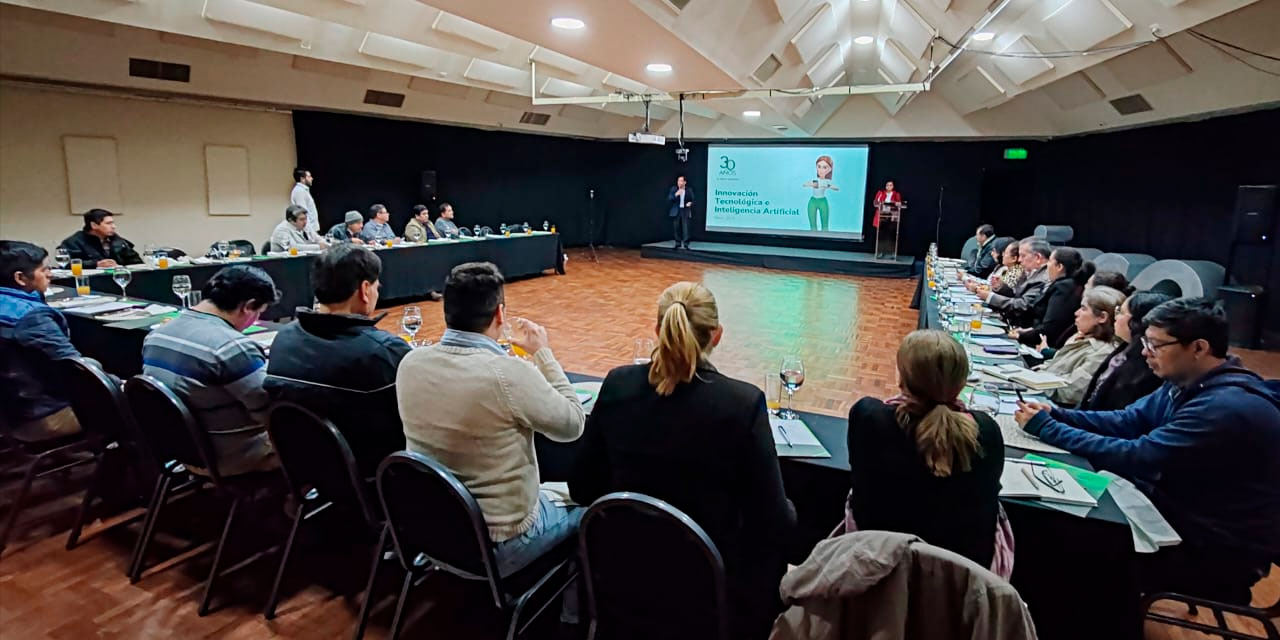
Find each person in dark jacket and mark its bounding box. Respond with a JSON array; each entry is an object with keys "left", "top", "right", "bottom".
[
  {"left": 58, "top": 209, "right": 142, "bottom": 269},
  {"left": 1014, "top": 247, "right": 1095, "bottom": 349},
  {"left": 1015, "top": 298, "right": 1280, "bottom": 604},
  {"left": 1079, "top": 291, "right": 1172, "bottom": 411},
  {"left": 847, "top": 329, "right": 1004, "bottom": 570},
  {"left": 980, "top": 236, "right": 1051, "bottom": 328},
  {"left": 966, "top": 224, "right": 997, "bottom": 278},
  {"left": 570, "top": 281, "right": 795, "bottom": 640},
  {"left": 0, "top": 241, "right": 85, "bottom": 441},
  {"left": 264, "top": 244, "right": 409, "bottom": 477}
]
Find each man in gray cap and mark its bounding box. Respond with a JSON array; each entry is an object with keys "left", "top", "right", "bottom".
[{"left": 327, "top": 211, "right": 367, "bottom": 245}]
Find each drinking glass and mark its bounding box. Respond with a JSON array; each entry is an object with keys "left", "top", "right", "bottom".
[
  {"left": 75, "top": 277, "right": 90, "bottom": 296},
  {"left": 633, "top": 338, "right": 655, "bottom": 365},
  {"left": 542, "top": 220, "right": 550, "bottom": 232},
  {"left": 70, "top": 258, "right": 83, "bottom": 278},
  {"left": 112, "top": 267, "right": 133, "bottom": 300},
  {"left": 216, "top": 240, "right": 230, "bottom": 260},
  {"left": 172, "top": 275, "right": 192, "bottom": 308},
  {"left": 970, "top": 310, "right": 984, "bottom": 333},
  {"left": 779, "top": 355, "right": 805, "bottom": 420},
  {"left": 764, "top": 374, "right": 783, "bottom": 416},
  {"left": 54, "top": 247, "right": 70, "bottom": 270},
  {"left": 401, "top": 306, "right": 423, "bottom": 346}
]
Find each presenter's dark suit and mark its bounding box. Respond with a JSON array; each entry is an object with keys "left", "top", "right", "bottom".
[{"left": 667, "top": 185, "right": 695, "bottom": 248}]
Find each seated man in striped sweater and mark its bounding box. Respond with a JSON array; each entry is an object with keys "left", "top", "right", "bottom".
[{"left": 142, "top": 265, "right": 280, "bottom": 476}]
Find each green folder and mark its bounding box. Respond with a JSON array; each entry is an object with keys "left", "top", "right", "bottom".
[{"left": 1024, "top": 454, "right": 1112, "bottom": 499}]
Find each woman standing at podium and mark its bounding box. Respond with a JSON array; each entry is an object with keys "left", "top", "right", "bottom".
[{"left": 872, "top": 180, "right": 902, "bottom": 229}]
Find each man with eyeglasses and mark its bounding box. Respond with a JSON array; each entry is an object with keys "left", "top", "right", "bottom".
[{"left": 1013, "top": 297, "right": 1280, "bottom": 605}]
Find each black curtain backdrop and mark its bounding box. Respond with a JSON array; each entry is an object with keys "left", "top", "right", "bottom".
[{"left": 293, "top": 107, "right": 1279, "bottom": 331}]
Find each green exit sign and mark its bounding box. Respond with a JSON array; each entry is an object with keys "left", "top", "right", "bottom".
[{"left": 1004, "top": 147, "right": 1029, "bottom": 160}]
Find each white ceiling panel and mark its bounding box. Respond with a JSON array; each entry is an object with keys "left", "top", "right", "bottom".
[
  {"left": 358, "top": 32, "right": 446, "bottom": 69},
  {"left": 1103, "top": 42, "right": 1193, "bottom": 91},
  {"left": 1042, "top": 0, "right": 1133, "bottom": 51},
  {"left": 993, "top": 36, "right": 1055, "bottom": 85},
  {"left": 772, "top": 0, "right": 808, "bottom": 22},
  {"left": 806, "top": 44, "right": 845, "bottom": 87},
  {"left": 540, "top": 77, "right": 594, "bottom": 98},
  {"left": 879, "top": 39, "right": 918, "bottom": 83},
  {"left": 791, "top": 3, "right": 837, "bottom": 63},
  {"left": 202, "top": 0, "right": 315, "bottom": 44},
  {"left": 431, "top": 11, "right": 511, "bottom": 50},
  {"left": 1040, "top": 72, "right": 1106, "bottom": 110},
  {"left": 529, "top": 46, "right": 588, "bottom": 76},
  {"left": 463, "top": 58, "right": 527, "bottom": 88},
  {"left": 793, "top": 97, "right": 815, "bottom": 118},
  {"left": 888, "top": 0, "right": 934, "bottom": 59},
  {"left": 945, "top": 66, "right": 1005, "bottom": 111},
  {"left": 930, "top": 0, "right": 953, "bottom": 9}
]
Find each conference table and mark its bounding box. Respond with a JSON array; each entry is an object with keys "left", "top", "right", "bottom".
[{"left": 54, "top": 232, "right": 564, "bottom": 321}]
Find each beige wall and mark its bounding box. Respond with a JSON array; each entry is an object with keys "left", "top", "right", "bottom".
[{"left": 0, "top": 83, "right": 296, "bottom": 254}]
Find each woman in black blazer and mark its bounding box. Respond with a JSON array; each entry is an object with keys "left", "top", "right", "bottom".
[
  {"left": 570, "top": 282, "right": 795, "bottom": 639},
  {"left": 1080, "top": 291, "right": 1172, "bottom": 411},
  {"left": 1016, "top": 247, "right": 1094, "bottom": 350},
  {"left": 847, "top": 329, "right": 1004, "bottom": 569}
]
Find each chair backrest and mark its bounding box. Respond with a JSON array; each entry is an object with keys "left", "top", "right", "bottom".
[
  {"left": 376, "top": 452, "right": 504, "bottom": 603},
  {"left": 123, "top": 375, "right": 223, "bottom": 483},
  {"left": 64, "top": 357, "right": 136, "bottom": 446},
  {"left": 266, "top": 402, "right": 381, "bottom": 529},
  {"left": 579, "top": 492, "right": 730, "bottom": 640}
]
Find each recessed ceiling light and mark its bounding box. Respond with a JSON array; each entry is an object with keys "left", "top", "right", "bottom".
[
  {"left": 972, "top": 31, "right": 995, "bottom": 42},
  {"left": 550, "top": 17, "right": 585, "bottom": 30},
  {"left": 646, "top": 63, "right": 672, "bottom": 73},
  {"left": 854, "top": 35, "right": 874, "bottom": 45},
  {"left": 742, "top": 110, "right": 761, "bottom": 117}
]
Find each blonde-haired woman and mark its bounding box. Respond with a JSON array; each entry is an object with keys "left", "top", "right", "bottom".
[
  {"left": 847, "top": 330, "right": 1005, "bottom": 569},
  {"left": 570, "top": 281, "right": 795, "bottom": 639}
]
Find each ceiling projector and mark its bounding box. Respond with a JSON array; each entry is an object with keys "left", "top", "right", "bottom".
[{"left": 628, "top": 131, "right": 666, "bottom": 145}]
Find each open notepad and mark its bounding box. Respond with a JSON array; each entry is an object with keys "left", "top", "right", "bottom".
[
  {"left": 770, "top": 417, "right": 830, "bottom": 458},
  {"left": 1000, "top": 459, "right": 1098, "bottom": 507}
]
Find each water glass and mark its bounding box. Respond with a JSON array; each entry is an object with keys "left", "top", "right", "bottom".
[
  {"left": 172, "top": 275, "right": 192, "bottom": 308},
  {"left": 54, "top": 247, "right": 70, "bottom": 270},
  {"left": 216, "top": 240, "right": 230, "bottom": 260},
  {"left": 401, "top": 306, "right": 423, "bottom": 345},
  {"left": 633, "top": 338, "right": 655, "bottom": 365},
  {"left": 542, "top": 220, "right": 550, "bottom": 232},
  {"left": 112, "top": 267, "right": 132, "bottom": 300},
  {"left": 779, "top": 355, "right": 805, "bottom": 420}
]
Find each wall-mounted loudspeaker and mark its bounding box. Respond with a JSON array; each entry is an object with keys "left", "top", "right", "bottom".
[{"left": 1233, "top": 184, "right": 1277, "bottom": 244}]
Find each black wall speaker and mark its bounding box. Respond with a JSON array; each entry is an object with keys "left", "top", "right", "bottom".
[
  {"left": 1233, "top": 185, "right": 1277, "bottom": 244},
  {"left": 420, "top": 170, "right": 437, "bottom": 202}
]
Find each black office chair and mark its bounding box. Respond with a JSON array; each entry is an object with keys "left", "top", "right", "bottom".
[
  {"left": 0, "top": 415, "right": 92, "bottom": 558},
  {"left": 61, "top": 358, "right": 146, "bottom": 550},
  {"left": 263, "top": 402, "right": 386, "bottom": 622},
  {"left": 578, "top": 493, "right": 730, "bottom": 640},
  {"left": 1143, "top": 575, "right": 1280, "bottom": 640},
  {"left": 374, "top": 452, "right": 576, "bottom": 640},
  {"left": 123, "top": 375, "right": 281, "bottom": 615}
]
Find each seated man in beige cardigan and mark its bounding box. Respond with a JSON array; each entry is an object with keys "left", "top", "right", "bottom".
[{"left": 397, "top": 262, "right": 586, "bottom": 574}]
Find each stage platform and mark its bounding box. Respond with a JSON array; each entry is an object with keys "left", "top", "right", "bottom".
[{"left": 640, "top": 241, "right": 914, "bottom": 278}]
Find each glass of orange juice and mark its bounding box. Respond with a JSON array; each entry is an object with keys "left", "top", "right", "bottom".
[
  {"left": 75, "top": 277, "right": 89, "bottom": 296},
  {"left": 970, "top": 310, "right": 984, "bottom": 332},
  {"left": 229, "top": 248, "right": 242, "bottom": 259},
  {"left": 385, "top": 238, "right": 394, "bottom": 248},
  {"left": 157, "top": 255, "right": 169, "bottom": 269},
  {"left": 289, "top": 246, "right": 299, "bottom": 256},
  {"left": 765, "top": 374, "right": 782, "bottom": 415},
  {"left": 71, "top": 259, "right": 83, "bottom": 277}
]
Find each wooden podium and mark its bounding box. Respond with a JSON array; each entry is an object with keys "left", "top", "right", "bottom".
[{"left": 875, "top": 201, "right": 905, "bottom": 260}]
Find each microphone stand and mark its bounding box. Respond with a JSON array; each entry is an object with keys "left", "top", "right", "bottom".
[
  {"left": 587, "top": 189, "right": 599, "bottom": 263},
  {"left": 935, "top": 185, "right": 945, "bottom": 251}
]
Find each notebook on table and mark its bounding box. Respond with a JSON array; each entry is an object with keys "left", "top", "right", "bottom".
[
  {"left": 770, "top": 417, "right": 831, "bottom": 458},
  {"left": 1000, "top": 459, "right": 1097, "bottom": 507},
  {"left": 1007, "top": 369, "right": 1069, "bottom": 390}
]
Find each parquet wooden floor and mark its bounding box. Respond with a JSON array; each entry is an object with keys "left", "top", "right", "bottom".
[{"left": 2, "top": 248, "right": 1277, "bottom": 639}]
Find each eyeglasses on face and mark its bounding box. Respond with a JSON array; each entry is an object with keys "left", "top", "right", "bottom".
[{"left": 1140, "top": 336, "right": 1183, "bottom": 352}]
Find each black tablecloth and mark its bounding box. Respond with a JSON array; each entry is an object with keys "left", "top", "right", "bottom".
[
  {"left": 55, "top": 234, "right": 564, "bottom": 320},
  {"left": 912, "top": 272, "right": 1139, "bottom": 639},
  {"left": 544, "top": 367, "right": 1139, "bottom": 638}
]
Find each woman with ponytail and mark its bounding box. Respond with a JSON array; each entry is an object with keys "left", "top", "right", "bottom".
[
  {"left": 1014, "top": 247, "right": 1096, "bottom": 349},
  {"left": 570, "top": 282, "right": 795, "bottom": 639},
  {"left": 846, "top": 330, "right": 1005, "bottom": 569}
]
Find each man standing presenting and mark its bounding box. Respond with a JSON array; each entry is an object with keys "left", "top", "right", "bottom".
[
  {"left": 667, "top": 175, "right": 695, "bottom": 250},
  {"left": 290, "top": 168, "right": 320, "bottom": 236}
]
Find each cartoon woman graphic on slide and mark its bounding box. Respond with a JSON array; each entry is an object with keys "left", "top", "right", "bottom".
[{"left": 803, "top": 155, "right": 839, "bottom": 231}]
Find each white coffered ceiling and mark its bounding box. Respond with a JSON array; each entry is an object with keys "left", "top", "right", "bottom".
[{"left": 0, "top": 0, "right": 1277, "bottom": 140}]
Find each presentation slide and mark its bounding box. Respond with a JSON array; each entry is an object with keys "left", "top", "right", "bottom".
[{"left": 704, "top": 144, "right": 869, "bottom": 241}]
